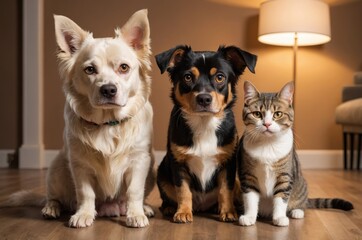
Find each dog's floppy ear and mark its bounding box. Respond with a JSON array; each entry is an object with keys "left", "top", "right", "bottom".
[
  {"left": 54, "top": 15, "right": 90, "bottom": 56},
  {"left": 117, "top": 9, "right": 150, "bottom": 52},
  {"left": 155, "top": 45, "right": 190, "bottom": 74},
  {"left": 219, "top": 46, "right": 257, "bottom": 75}
]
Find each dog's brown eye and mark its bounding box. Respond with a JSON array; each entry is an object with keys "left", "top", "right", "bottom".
[
  {"left": 252, "top": 111, "right": 262, "bottom": 119},
  {"left": 215, "top": 73, "right": 225, "bottom": 84},
  {"left": 118, "top": 64, "right": 130, "bottom": 74},
  {"left": 184, "top": 74, "right": 193, "bottom": 83},
  {"left": 84, "top": 66, "right": 97, "bottom": 75},
  {"left": 273, "top": 111, "right": 283, "bottom": 119}
]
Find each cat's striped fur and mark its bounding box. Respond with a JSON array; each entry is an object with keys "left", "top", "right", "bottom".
[{"left": 237, "top": 81, "right": 353, "bottom": 227}]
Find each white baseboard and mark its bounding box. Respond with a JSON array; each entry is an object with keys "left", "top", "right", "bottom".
[
  {"left": 19, "top": 144, "right": 45, "bottom": 169},
  {"left": 154, "top": 150, "right": 165, "bottom": 166},
  {"left": 152, "top": 150, "right": 345, "bottom": 169},
  {"left": 297, "top": 150, "right": 344, "bottom": 169},
  {"left": 0, "top": 150, "right": 15, "bottom": 168},
  {"left": 0, "top": 149, "right": 347, "bottom": 170}
]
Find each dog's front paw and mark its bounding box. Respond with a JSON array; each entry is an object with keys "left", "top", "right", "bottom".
[
  {"left": 273, "top": 216, "right": 289, "bottom": 227},
  {"left": 219, "top": 211, "right": 238, "bottom": 222},
  {"left": 173, "top": 211, "right": 193, "bottom": 223},
  {"left": 143, "top": 204, "right": 154, "bottom": 218},
  {"left": 69, "top": 212, "right": 95, "bottom": 228},
  {"left": 42, "top": 200, "right": 61, "bottom": 219},
  {"left": 238, "top": 215, "right": 256, "bottom": 226},
  {"left": 126, "top": 214, "right": 149, "bottom": 228}
]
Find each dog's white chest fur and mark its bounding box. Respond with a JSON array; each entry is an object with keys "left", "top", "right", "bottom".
[{"left": 185, "top": 115, "right": 221, "bottom": 190}]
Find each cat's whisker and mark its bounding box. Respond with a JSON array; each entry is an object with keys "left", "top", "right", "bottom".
[{"left": 293, "top": 131, "right": 303, "bottom": 149}]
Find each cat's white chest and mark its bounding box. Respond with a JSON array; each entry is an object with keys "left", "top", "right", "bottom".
[
  {"left": 253, "top": 162, "right": 277, "bottom": 216},
  {"left": 244, "top": 129, "right": 293, "bottom": 164},
  {"left": 255, "top": 163, "right": 276, "bottom": 197},
  {"left": 243, "top": 129, "right": 293, "bottom": 216}
]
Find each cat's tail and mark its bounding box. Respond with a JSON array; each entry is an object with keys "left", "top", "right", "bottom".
[
  {"left": 0, "top": 190, "right": 46, "bottom": 208},
  {"left": 307, "top": 198, "right": 353, "bottom": 211}
]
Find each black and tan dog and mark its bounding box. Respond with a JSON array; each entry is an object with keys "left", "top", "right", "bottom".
[{"left": 155, "top": 45, "right": 257, "bottom": 223}]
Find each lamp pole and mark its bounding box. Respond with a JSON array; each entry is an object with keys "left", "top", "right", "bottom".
[{"left": 293, "top": 32, "right": 298, "bottom": 108}]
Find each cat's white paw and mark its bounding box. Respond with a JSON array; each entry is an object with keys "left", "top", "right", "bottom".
[
  {"left": 273, "top": 216, "right": 289, "bottom": 227},
  {"left": 238, "top": 215, "right": 257, "bottom": 226},
  {"left": 290, "top": 209, "right": 304, "bottom": 219}
]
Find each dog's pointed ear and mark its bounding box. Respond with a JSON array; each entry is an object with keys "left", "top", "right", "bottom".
[
  {"left": 219, "top": 46, "right": 257, "bottom": 75},
  {"left": 116, "top": 9, "right": 150, "bottom": 52},
  {"left": 54, "top": 15, "right": 90, "bottom": 56},
  {"left": 155, "top": 45, "right": 190, "bottom": 74}
]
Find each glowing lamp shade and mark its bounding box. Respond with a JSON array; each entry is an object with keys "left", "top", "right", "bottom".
[{"left": 258, "top": 0, "right": 331, "bottom": 46}]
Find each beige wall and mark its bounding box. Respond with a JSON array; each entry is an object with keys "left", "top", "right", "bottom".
[
  {"left": 2, "top": 0, "right": 361, "bottom": 152},
  {"left": 43, "top": 0, "right": 259, "bottom": 149}
]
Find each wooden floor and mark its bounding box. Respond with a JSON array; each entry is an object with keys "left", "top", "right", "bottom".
[{"left": 0, "top": 169, "right": 361, "bottom": 240}]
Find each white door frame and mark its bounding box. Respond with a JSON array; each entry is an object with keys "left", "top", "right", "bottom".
[{"left": 19, "top": 0, "right": 44, "bottom": 169}]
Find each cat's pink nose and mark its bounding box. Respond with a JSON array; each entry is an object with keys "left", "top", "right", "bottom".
[{"left": 263, "top": 122, "right": 271, "bottom": 128}]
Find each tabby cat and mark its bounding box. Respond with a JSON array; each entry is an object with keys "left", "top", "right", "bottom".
[{"left": 237, "top": 81, "right": 353, "bottom": 227}]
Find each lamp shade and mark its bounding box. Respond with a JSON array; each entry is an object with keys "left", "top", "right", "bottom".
[{"left": 258, "top": 0, "right": 331, "bottom": 46}]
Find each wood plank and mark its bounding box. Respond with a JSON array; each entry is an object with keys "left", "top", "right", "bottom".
[{"left": 0, "top": 169, "right": 361, "bottom": 240}]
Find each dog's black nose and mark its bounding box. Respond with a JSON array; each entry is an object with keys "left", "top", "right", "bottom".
[
  {"left": 100, "top": 84, "right": 117, "bottom": 98},
  {"left": 196, "top": 93, "right": 212, "bottom": 107}
]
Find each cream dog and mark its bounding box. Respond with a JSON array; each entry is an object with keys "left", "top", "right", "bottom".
[{"left": 4, "top": 9, "right": 155, "bottom": 228}]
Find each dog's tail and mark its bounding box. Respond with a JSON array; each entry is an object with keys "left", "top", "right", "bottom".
[
  {"left": 307, "top": 198, "right": 353, "bottom": 211},
  {"left": 0, "top": 190, "right": 46, "bottom": 208}
]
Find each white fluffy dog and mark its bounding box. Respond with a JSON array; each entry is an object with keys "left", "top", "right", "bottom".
[{"left": 4, "top": 9, "right": 155, "bottom": 228}]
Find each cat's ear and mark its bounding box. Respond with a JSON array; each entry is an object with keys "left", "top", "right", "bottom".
[
  {"left": 244, "top": 81, "right": 259, "bottom": 104},
  {"left": 279, "top": 81, "right": 294, "bottom": 104}
]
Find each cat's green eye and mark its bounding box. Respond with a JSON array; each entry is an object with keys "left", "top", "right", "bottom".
[
  {"left": 273, "top": 111, "right": 284, "bottom": 119},
  {"left": 252, "top": 111, "right": 262, "bottom": 119}
]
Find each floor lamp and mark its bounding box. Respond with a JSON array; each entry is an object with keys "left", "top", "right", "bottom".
[{"left": 258, "top": 0, "right": 331, "bottom": 107}]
